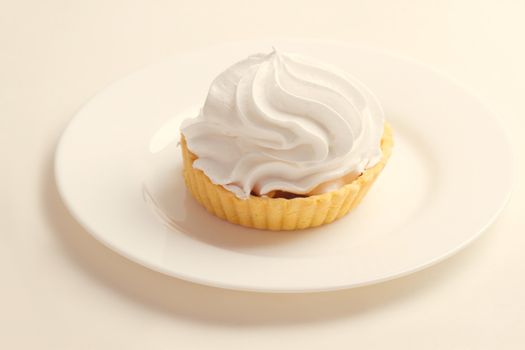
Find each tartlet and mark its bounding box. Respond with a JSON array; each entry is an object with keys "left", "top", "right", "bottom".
[{"left": 180, "top": 49, "right": 392, "bottom": 230}]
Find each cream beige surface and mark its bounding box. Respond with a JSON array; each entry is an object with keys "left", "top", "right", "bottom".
[{"left": 1, "top": 0, "right": 524, "bottom": 349}]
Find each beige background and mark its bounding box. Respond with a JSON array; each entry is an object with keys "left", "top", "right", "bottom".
[{"left": 1, "top": 0, "right": 524, "bottom": 348}]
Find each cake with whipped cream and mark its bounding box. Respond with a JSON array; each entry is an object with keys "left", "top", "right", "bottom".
[{"left": 180, "top": 49, "right": 393, "bottom": 230}]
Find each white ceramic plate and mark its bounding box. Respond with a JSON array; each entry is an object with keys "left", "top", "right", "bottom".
[{"left": 55, "top": 40, "right": 512, "bottom": 292}]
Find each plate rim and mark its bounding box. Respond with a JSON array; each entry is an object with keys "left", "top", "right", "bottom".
[{"left": 54, "top": 39, "right": 514, "bottom": 293}]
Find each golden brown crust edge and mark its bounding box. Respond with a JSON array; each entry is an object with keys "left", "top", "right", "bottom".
[{"left": 181, "top": 123, "right": 393, "bottom": 231}]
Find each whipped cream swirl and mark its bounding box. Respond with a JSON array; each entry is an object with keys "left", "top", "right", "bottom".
[{"left": 181, "top": 49, "right": 385, "bottom": 199}]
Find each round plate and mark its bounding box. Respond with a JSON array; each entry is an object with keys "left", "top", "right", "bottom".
[{"left": 55, "top": 39, "right": 513, "bottom": 292}]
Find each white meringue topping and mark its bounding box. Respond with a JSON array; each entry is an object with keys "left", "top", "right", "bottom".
[{"left": 181, "top": 49, "right": 385, "bottom": 199}]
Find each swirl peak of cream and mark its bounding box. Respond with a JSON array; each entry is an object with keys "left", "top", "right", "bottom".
[{"left": 181, "top": 49, "right": 385, "bottom": 199}]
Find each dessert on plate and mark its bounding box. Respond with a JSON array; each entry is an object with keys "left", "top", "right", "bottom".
[{"left": 180, "top": 48, "right": 392, "bottom": 230}]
